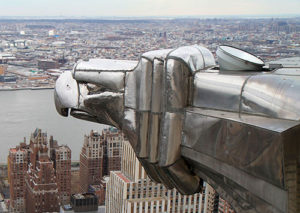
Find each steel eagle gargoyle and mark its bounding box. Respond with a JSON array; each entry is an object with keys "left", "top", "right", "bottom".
[{"left": 54, "top": 45, "right": 300, "bottom": 213}]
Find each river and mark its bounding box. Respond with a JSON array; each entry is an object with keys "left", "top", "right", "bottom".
[{"left": 0, "top": 89, "right": 106, "bottom": 163}]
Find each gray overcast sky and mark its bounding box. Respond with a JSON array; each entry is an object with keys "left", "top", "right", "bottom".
[{"left": 1, "top": 0, "right": 299, "bottom": 17}]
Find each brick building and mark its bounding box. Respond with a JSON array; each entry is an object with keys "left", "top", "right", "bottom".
[
  {"left": 79, "top": 130, "right": 104, "bottom": 192},
  {"left": 7, "top": 129, "right": 71, "bottom": 212},
  {"left": 218, "top": 197, "right": 236, "bottom": 213},
  {"left": 79, "top": 127, "right": 123, "bottom": 206},
  {"left": 7, "top": 144, "right": 29, "bottom": 212},
  {"left": 50, "top": 138, "right": 72, "bottom": 205},
  {"left": 203, "top": 183, "right": 235, "bottom": 213},
  {"left": 79, "top": 128, "right": 123, "bottom": 191},
  {"left": 25, "top": 149, "right": 59, "bottom": 212},
  {"left": 103, "top": 127, "right": 123, "bottom": 174},
  {"left": 38, "top": 60, "right": 60, "bottom": 70},
  {"left": 88, "top": 176, "right": 109, "bottom": 206}
]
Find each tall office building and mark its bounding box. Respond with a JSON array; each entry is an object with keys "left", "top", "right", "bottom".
[
  {"left": 25, "top": 147, "right": 59, "bottom": 212},
  {"left": 203, "top": 183, "right": 235, "bottom": 213},
  {"left": 7, "top": 143, "right": 29, "bottom": 212},
  {"left": 7, "top": 129, "right": 71, "bottom": 212},
  {"left": 218, "top": 197, "right": 235, "bottom": 213},
  {"left": 203, "top": 184, "right": 218, "bottom": 213},
  {"left": 104, "top": 128, "right": 123, "bottom": 174},
  {"left": 79, "top": 127, "right": 123, "bottom": 194},
  {"left": 50, "top": 138, "right": 72, "bottom": 205},
  {"left": 79, "top": 130, "right": 104, "bottom": 192},
  {"left": 106, "top": 139, "right": 203, "bottom": 213}
]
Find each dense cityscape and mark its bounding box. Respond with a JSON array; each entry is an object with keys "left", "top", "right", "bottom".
[
  {"left": 0, "top": 127, "right": 234, "bottom": 213},
  {"left": 0, "top": 17, "right": 299, "bottom": 89},
  {"left": 0, "top": 17, "right": 300, "bottom": 212}
]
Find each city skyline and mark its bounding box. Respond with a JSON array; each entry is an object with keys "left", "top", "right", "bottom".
[{"left": 0, "top": 0, "right": 299, "bottom": 17}]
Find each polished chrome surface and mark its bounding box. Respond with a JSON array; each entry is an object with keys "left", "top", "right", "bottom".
[
  {"left": 138, "top": 58, "right": 152, "bottom": 111},
  {"left": 168, "top": 45, "right": 216, "bottom": 72},
  {"left": 186, "top": 107, "right": 300, "bottom": 133},
  {"left": 273, "top": 68, "right": 300, "bottom": 76},
  {"left": 220, "top": 46, "right": 264, "bottom": 65},
  {"left": 74, "top": 71, "right": 125, "bottom": 91},
  {"left": 217, "top": 45, "right": 264, "bottom": 71},
  {"left": 124, "top": 64, "right": 139, "bottom": 109},
  {"left": 165, "top": 59, "right": 190, "bottom": 110},
  {"left": 194, "top": 45, "right": 216, "bottom": 68},
  {"left": 75, "top": 58, "right": 138, "bottom": 71},
  {"left": 182, "top": 110, "right": 285, "bottom": 188},
  {"left": 142, "top": 49, "right": 172, "bottom": 61},
  {"left": 193, "top": 72, "right": 248, "bottom": 111},
  {"left": 159, "top": 112, "right": 183, "bottom": 166},
  {"left": 267, "top": 57, "right": 300, "bottom": 68},
  {"left": 151, "top": 59, "right": 164, "bottom": 113},
  {"left": 54, "top": 71, "right": 79, "bottom": 116},
  {"left": 136, "top": 111, "right": 149, "bottom": 158},
  {"left": 148, "top": 114, "right": 160, "bottom": 163},
  {"left": 55, "top": 45, "right": 300, "bottom": 213},
  {"left": 183, "top": 146, "right": 287, "bottom": 213},
  {"left": 122, "top": 108, "right": 137, "bottom": 149},
  {"left": 241, "top": 74, "right": 300, "bottom": 120}
]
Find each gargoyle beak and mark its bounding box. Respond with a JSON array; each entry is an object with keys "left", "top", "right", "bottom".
[{"left": 54, "top": 71, "right": 79, "bottom": 117}]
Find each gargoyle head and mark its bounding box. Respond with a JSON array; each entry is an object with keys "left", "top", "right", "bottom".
[
  {"left": 54, "top": 45, "right": 300, "bottom": 212},
  {"left": 54, "top": 59, "right": 138, "bottom": 129},
  {"left": 55, "top": 46, "right": 216, "bottom": 195}
]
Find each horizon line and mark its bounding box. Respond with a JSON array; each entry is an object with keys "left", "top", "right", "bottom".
[{"left": 0, "top": 14, "right": 300, "bottom": 20}]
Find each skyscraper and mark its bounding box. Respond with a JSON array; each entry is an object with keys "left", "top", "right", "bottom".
[
  {"left": 8, "top": 129, "right": 71, "bottom": 212},
  {"left": 103, "top": 128, "right": 123, "bottom": 174},
  {"left": 79, "top": 130, "right": 104, "bottom": 192},
  {"left": 203, "top": 183, "right": 235, "bottom": 213},
  {"left": 50, "top": 139, "right": 72, "bottom": 205},
  {"left": 79, "top": 127, "right": 123, "bottom": 194},
  {"left": 106, "top": 139, "right": 203, "bottom": 213},
  {"left": 7, "top": 143, "right": 29, "bottom": 212},
  {"left": 203, "top": 184, "right": 218, "bottom": 213},
  {"left": 25, "top": 149, "right": 59, "bottom": 212}
]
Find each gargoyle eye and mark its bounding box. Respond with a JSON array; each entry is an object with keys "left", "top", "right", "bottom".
[
  {"left": 87, "top": 83, "right": 97, "bottom": 90},
  {"left": 99, "top": 87, "right": 107, "bottom": 92},
  {"left": 86, "top": 84, "right": 107, "bottom": 95}
]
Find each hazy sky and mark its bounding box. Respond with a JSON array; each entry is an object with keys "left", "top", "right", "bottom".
[{"left": 1, "top": 0, "right": 299, "bottom": 17}]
